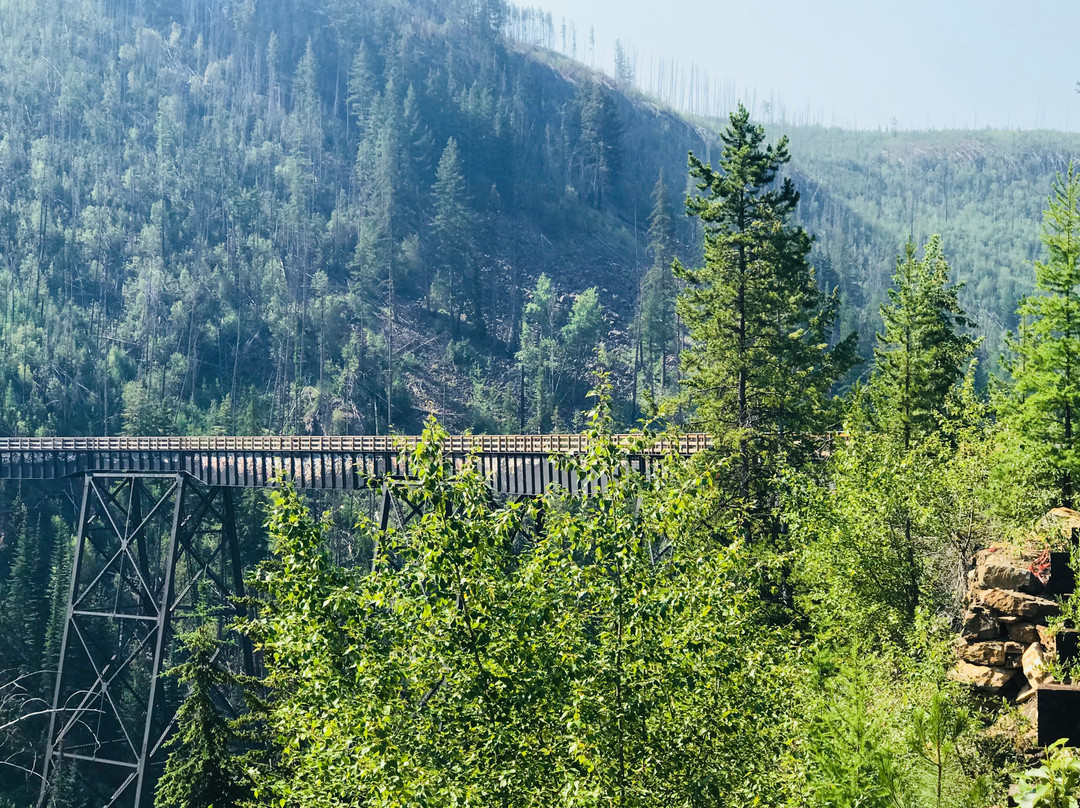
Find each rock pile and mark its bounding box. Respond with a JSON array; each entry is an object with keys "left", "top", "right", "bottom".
[{"left": 950, "top": 549, "right": 1060, "bottom": 701}]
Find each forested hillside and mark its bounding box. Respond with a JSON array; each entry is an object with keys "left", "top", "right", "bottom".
[
  {"left": 786, "top": 127, "right": 1080, "bottom": 367},
  {"left": 0, "top": 0, "right": 1074, "bottom": 444},
  {"left": 0, "top": 0, "right": 713, "bottom": 441}
]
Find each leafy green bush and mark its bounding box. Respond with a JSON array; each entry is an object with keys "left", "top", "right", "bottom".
[
  {"left": 242, "top": 388, "right": 806, "bottom": 806},
  {"left": 1013, "top": 740, "right": 1080, "bottom": 808}
]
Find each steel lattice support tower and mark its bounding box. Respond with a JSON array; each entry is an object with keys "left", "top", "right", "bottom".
[{"left": 38, "top": 473, "right": 249, "bottom": 808}]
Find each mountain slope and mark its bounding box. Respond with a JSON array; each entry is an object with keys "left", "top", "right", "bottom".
[
  {"left": 0, "top": 0, "right": 1077, "bottom": 444},
  {"left": 785, "top": 126, "right": 1080, "bottom": 368},
  {"left": 0, "top": 0, "right": 720, "bottom": 438}
]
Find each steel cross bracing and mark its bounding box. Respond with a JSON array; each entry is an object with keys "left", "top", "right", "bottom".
[
  {"left": 25, "top": 434, "right": 708, "bottom": 807},
  {"left": 38, "top": 474, "right": 253, "bottom": 808}
]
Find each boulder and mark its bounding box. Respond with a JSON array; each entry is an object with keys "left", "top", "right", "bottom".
[
  {"left": 948, "top": 660, "right": 1018, "bottom": 692},
  {"left": 956, "top": 640, "right": 1024, "bottom": 667},
  {"left": 976, "top": 554, "right": 1040, "bottom": 594},
  {"left": 962, "top": 609, "right": 1000, "bottom": 641},
  {"left": 1022, "top": 642, "right": 1053, "bottom": 688},
  {"left": 1000, "top": 618, "right": 1041, "bottom": 645},
  {"left": 1038, "top": 624, "right": 1057, "bottom": 646},
  {"left": 976, "top": 588, "right": 1060, "bottom": 619}
]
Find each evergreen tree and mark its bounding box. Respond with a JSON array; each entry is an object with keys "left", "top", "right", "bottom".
[
  {"left": 346, "top": 41, "right": 377, "bottom": 137},
  {"left": 44, "top": 522, "right": 72, "bottom": 669},
  {"left": 638, "top": 170, "right": 679, "bottom": 400},
  {"left": 870, "top": 235, "right": 977, "bottom": 449},
  {"left": 155, "top": 625, "right": 250, "bottom": 808},
  {"left": 1005, "top": 165, "right": 1080, "bottom": 506},
  {"left": 575, "top": 81, "right": 620, "bottom": 210},
  {"left": 676, "top": 104, "right": 856, "bottom": 507},
  {"left": 0, "top": 500, "right": 49, "bottom": 673},
  {"left": 430, "top": 137, "right": 475, "bottom": 329}
]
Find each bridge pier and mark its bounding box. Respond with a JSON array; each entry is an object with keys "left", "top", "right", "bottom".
[{"left": 38, "top": 474, "right": 249, "bottom": 808}]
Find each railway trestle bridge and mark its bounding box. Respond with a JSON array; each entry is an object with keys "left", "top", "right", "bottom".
[{"left": 0, "top": 434, "right": 708, "bottom": 808}]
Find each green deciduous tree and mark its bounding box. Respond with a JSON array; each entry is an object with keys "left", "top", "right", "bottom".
[
  {"left": 517, "top": 273, "right": 559, "bottom": 430},
  {"left": 516, "top": 275, "right": 605, "bottom": 431},
  {"left": 1005, "top": 165, "right": 1080, "bottom": 507},
  {"left": 242, "top": 389, "right": 803, "bottom": 807},
  {"left": 676, "top": 103, "right": 856, "bottom": 511},
  {"left": 871, "top": 235, "right": 977, "bottom": 449}
]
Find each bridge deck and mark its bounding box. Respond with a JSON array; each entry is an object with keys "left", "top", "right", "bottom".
[{"left": 0, "top": 434, "right": 710, "bottom": 494}]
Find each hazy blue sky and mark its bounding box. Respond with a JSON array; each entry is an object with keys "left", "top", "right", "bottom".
[{"left": 530, "top": 0, "right": 1079, "bottom": 131}]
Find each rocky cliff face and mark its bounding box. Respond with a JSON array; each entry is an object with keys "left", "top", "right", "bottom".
[{"left": 950, "top": 549, "right": 1060, "bottom": 703}]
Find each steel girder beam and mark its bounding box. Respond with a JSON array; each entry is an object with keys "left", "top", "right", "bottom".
[{"left": 38, "top": 473, "right": 248, "bottom": 808}]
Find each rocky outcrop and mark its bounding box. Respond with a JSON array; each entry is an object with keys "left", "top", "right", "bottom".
[
  {"left": 952, "top": 549, "right": 1059, "bottom": 696},
  {"left": 948, "top": 660, "right": 1018, "bottom": 691},
  {"left": 974, "top": 554, "right": 1041, "bottom": 594},
  {"left": 956, "top": 639, "right": 1023, "bottom": 667},
  {"left": 974, "top": 588, "right": 1059, "bottom": 619}
]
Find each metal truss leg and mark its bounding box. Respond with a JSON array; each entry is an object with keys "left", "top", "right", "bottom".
[
  {"left": 39, "top": 473, "right": 246, "bottom": 808},
  {"left": 131, "top": 476, "right": 183, "bottom": 808},
  {"left": 39, "top": 475, "right": 91, "bottom": 807}
]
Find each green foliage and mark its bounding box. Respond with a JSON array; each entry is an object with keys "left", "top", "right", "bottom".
[
  {"left": 804, "top": 653, "right": 909, "bottom": 807},
  {"left": 429, "top": 137, "right": 478, "bottom": 329},
  {"left": 798, "top": 631, "right": 1001, "bottom": 808},
  {"left": 870, "top": 235, "right": 977, "bottom": 448},
  {"left": 574, "top": 80, "right": 622, "bottom": 210},
  {"left": 677, "top": 103, "right": 857, "bottom": 512},
  {"left": 155, "top": 626, "right": 251, "bottom": 808},
  {"left": 909, "top": 690, "right": 971, "bottom": 808},
  {"left": 516, "top": 274, "right": 605, "bottom": 431},
  {"left": 1004, "top": 164, "right": 1080, "bottom": 506},
  {"left": 788, "top": 355, "right": 1054, "bottom": 649},
  {"left": 1014, "top": 741, "right": 1080, "bottom": 808},
  {"left": 243, "top": 386, "right": 803, "bottom": 806},
  {"left": 786, "top": 430, "right": 959, "bottom": 641}
]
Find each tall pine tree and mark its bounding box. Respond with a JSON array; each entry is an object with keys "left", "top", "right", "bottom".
[
  {"left": 870, "top": 235, "right": 977, "bottom": 449},
  {"left": 676, "top": 104, "right": 856, "bottom": 508},
  {"left": 430, "top": 137, "right": 476, "bottom": 331},
  {"left": 864, "top": 236, "right": 976, "bottom": 621},
  {"left": 1006, "top": 165, "right": 1080, "bottom": 506},
  {"left": 638, "top": 170, "right": 679, "bottom": 402}
]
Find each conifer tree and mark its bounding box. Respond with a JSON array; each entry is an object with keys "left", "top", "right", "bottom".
[
  {"left": 346, "top": 41, "right": 376, "bottom": 136},
  {"left": 0, "top": 501, "right": 49, "bottom": 672},
  {"left": 430, "top": 137, "right": 475, "bottom": 329},
  {"left": 44, "top": 522, "right": 72, "bottom": 669},
  {"left": 155, "top": 626, "right": 250, "bottom": 808},
  {"left": 638, "top": 170, "right": 679, "bottom": 398},
  {"left": 676, "top": 104, "right": 856, "bottom": 506},
  {"left": 576, "top": 81, "right": 620, "bottom": 210},
  {"left": 871, "top": 235, "right": 977, "bottom": 449},
  {"left": 1006, "top": 165, "right": 1080, "bottom": 506}
]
